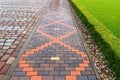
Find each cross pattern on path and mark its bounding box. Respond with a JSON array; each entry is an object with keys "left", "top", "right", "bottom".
[{"left": 9, "top": 0, "right": 97, "bottom": 80}]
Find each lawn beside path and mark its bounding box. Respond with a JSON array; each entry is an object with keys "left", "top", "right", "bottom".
[{"left": 70, "top": 0, "right": 120, "bottom": 79}]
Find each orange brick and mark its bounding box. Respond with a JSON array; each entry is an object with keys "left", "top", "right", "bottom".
[
  {"left": 31, "top": 76, "right": 42, "bottom": 80},
  {"left": 76, "top": 52, "right": 84, "bottom": 55},
  {"left": 75, "top": 67, "right": 85, "bottom": 71},
  {"left": 19, "top": 64, "right": 29, "bottom": 68},
  {"left": 26, "top": 52, "right": 33, "bottom": 54},
  {"left": 39, "top": 46, "right": 45, "bottom": 49},
  {"left": 79, "top": 63, "right": 88, "bottom": 67},
  {"left": 23, "top": 68, "right": 33, "bottom": 71},
  {"left": 27, "top": 72, "right": 37, "bottom": 76},
  {"left": 19, "top": 60, "right": 26, "bottom": 64},
  {"left": 72, "top": 49, "right": 79, "bottom": 52},
  {"left": 71, "top": 71, "right": 81, "bottom": 76},
  {"left": 36, "top": 47, "right": 40, "bottom": 50},
  {"left": 66, "top": 76, "right": 76, "bottom": 80},
  {"left": 81, "top": 54, "right": 88, "bottom": 57},
  {"left": 22, "top": 54, "right": 29, "bottom": 57},
  {"left": 84, "top": 60, "right": 90, "bottom": 64}
]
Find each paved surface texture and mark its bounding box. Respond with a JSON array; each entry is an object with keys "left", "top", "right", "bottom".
[
  {"left": 0, "top": 0, "right": 49, "bottom": 79},
  {"left": 1, "top": 0, "right": 97, "bottom": 80}
]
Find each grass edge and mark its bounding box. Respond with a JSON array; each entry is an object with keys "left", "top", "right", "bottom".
[{"left": 69, "top": 0, "right": 120, "bottom": 79}]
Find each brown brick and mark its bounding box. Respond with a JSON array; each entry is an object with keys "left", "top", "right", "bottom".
[
  {"left": 12, "top": 52, "right": 18, "bottom": 57},
  {"left": 0, "top": 61, "right": 5, "bottom": 70},
  {"left": 0, "top": 65, "right": 10, "bottom": 74}
]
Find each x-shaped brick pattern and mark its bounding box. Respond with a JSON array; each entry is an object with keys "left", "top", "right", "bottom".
[{"left": 18, "top": 9, "right": 90, "bottom": 80}]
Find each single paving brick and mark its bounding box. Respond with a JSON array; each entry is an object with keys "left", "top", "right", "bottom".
[
  {"left": 54, "top": 76, "right": 65, "bottom": 80},
  {"left": 6, "top": 49, "right": 14, "bottom": 54},
  {"left": 60, "top": 71, "right": 70, "bottom": 75},
  {"left": 50, "top": 64, "right": 59, "bottom": 67},
  {"left": 65, "top": 67, "right": 74, "bottom": 71},
  {"left": 14, "top": 72, "right": 26, "bottom": 76},
  {"left": 55, "top": 60, "right": 64, "bottom": 63},
  {"left": 1, "top": 54, "right": 10, "bottom": 61},
  {"left": 77, "top": 76, "right": 88, "bottom": 80},
  {"left": 87, "top": 75, "right": 97, "bottom": 80},
  {"left": 0, "top": 53, "right": 4, "bottom": 57},
  {"left": 10, "top": 77, "right": 19, "bottom": 80},
  {"left": 0, "top": 61, "right": 5, "bottom": 70},
  {"left": 12, "top": 52, "right": 18, "bottom": 57},
  {"left": 15, "top": 68, "right": 23, "bottom": 72},
  {"left": 55, "top": 67, "right": 64, "bottom": 71},
  {"left": 49, "top": 71, "right": 59, "bottom": 76},
  {"left": 40, "top": 64, "right": 49, "bottom": 67},
  {"left": 81, "top": 71, "right": 92, "bottom": 75},
  {"left": 18, "top": 76, "right": 30, "bottom": 80},
  {"left": 44, "top": 67, "right": 54, "bottom": 71},
  {"left": 0, "top": 43, "right": 4, "bottom": 46},
  {"left": 86, "top": 67, "right": 93, "bottom": 71},
  {"left": 10, "top": 45, "right": 17, "bottom": 48},
  {"left": 0, "top": 65, "right": 10, "bottom": 74},
  {"left": 43, "top": 76, "right": 53, "bottom": 80},
  {"left": 4, "top": 43, "right": 12, "bottom": 46},
  {"left": 38, "top": 71, "right": 49, "bottom": 75},
  {"left": 69, "top": 64, "right": 79, "bottom": 67},
  {"left": 30, "top": 64, "right": 40, "bottom": 67},
  {"left": 6, "top": 57, "right": 15, "bottom": 64},
  {"left": 2, "top": 47, "right": 9, "bottom": 49},
  {"left": 34, "top": 68, "right": 44, "bottom": 71}
]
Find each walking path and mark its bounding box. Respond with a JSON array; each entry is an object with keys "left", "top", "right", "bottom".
[{"left": 2, "top": 0, "right": 97, "bottom": 80}]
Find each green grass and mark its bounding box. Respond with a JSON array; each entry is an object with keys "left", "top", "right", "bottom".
[
  {"left": 69, "top": 0, "right": 120, "bottom": 79},
  {"left": 75, "top": 0, "right": 120, "bottom": 39}
]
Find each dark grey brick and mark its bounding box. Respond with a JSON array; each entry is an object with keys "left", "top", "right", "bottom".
[
  {"left": 87, "top": 75, "right": 97, "bottom": 80},
  {"left": 77, "top": 76, "right": 88, "bottom": 80},
  {"left": 81, "top": 71, "right": 92, "bottom": 75},
  {"left": 49, "top": 71, "right": 59, "bottom": 75},
  {"left": 19, "top": 77, "right": 30, "bottom": 80},
  {"left": 15, "top": 68, "right": 22, "bottom": 71},
  {"left": 60, "top": 71, "right": 70, "bottom": 75},
  {"left": 55, "top": 67, "right": 64, "bottom": 71},
  {"left": 69, "top": 63, "right": 79, "bottom": 67},
  {"left": 38, "top": 71, "right": 49, "bottom": 75},
  {"left": 14, "top": 72, "right": 26, "bottom": 76},
  {"left": 54, "top": 76, "right": 65, "bottom": 80},
  {"left": 43, "top": 76, "right": 53, "bottom": 80}
]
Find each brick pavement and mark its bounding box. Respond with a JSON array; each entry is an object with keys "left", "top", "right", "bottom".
[
  {"left": 0, "top": 0, "right": 50, "bottom": 79},
  {"left": 2, "top": 0, "right": 97, "bottom": 80}
]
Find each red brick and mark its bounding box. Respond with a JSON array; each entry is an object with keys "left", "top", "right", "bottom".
[
  {"left": 0, "top": 61, "right": 5, "bottom": 70},
  {"left": 0, "top": 65, "right": 10, "bottom": 74}
]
